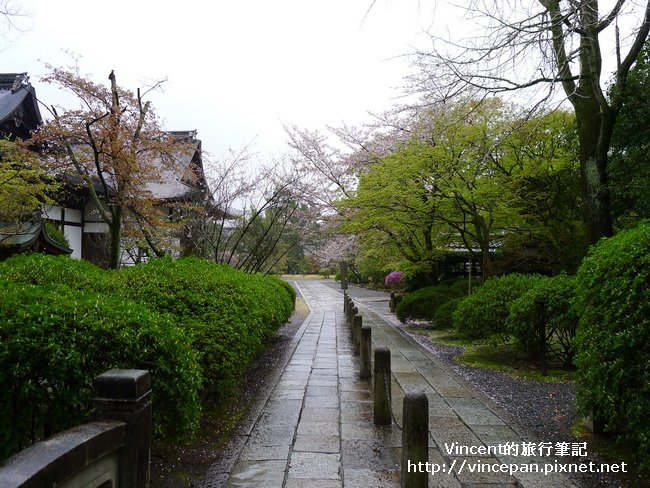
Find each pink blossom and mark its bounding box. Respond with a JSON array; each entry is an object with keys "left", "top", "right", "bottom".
[{"left": 384, "top": 271, "right": 404, "bottom": 287}]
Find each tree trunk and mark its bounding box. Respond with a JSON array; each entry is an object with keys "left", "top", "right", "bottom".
[
  {"left": 574, "top": 98, "right": 615, "bottom": 244},
  {"left": 108, "top": 206, "right": 123, "bottom": 269}
]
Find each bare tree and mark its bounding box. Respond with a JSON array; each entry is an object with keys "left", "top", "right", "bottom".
[
  {"left": 191, "top": 151, "right": 319, "bottom": 275},
  {"left": 285, "top": 126, "right": 357, "bottom": 212},
  {"left": 189, "top": 145, "right": 260, "bottom": 262},
  {"left": 410, "top": 0, "right": 650, "bottom": 244}
]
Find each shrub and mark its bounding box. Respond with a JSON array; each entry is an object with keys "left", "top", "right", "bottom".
[
  {"left": 396, "top": 278, "right": 468, "bottom": 326},
  {"left": 0, "top": 252, "right": 114, "bottom": 292},
  {"left": 0, "top": 254, "right": 295, "bottom": 454},
  {"left": 574, "top": 221, "right": 650, "bottom": 467},
  {"left": 384, "top": 271, "right": 404, "bottom": 287},
  {"left": 0, "top": 279, "right": 202, "bottom": 459},
  {"left": 433, "top": 297, "right": 462, "bottom": 328},
  {"left": 506, "top": 275, "right": 578, "bottom": 367},
  {"left": 116, "top": 257, "right": 295, "bottom": 398},
  {"left": 275, "top": 277, "right": 297, "bottom": 309},
  {"left": 453, "top": 273, "right": 543, "bottom": 339}
]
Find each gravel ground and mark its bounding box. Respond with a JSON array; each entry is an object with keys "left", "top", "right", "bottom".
[{"left": 397, "top": 323, "right": 644, "bottom": 488}]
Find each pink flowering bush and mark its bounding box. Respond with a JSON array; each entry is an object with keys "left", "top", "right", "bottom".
[{"left": 384, "top": 271, "right": 404, "bottom": 287}]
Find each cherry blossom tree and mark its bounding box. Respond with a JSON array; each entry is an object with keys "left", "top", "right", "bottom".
[{"left": 32, "top": 67, "right": 188, "bottom": 268}]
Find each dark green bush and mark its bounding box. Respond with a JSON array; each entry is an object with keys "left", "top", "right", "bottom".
[
  {"left": 0, "top": 279, "right": 202, "bottom": 459},
  {"left": 432, "top": 297, "right": 462, "bottom": 328},
  {"left": 116, "top": 257, "right": 295, "bottom": 398},
  {"left": 396, "top": 278, "right": 469, "bottom": 326},
  {"left": 453, "top": 273, "right": 543, "bottom": 339},
  {"left": 574, "top": 221, "right": 650, "bottom": 468},
  {"left": 506, "top": 275, "right": 578, "bottom": 367}
]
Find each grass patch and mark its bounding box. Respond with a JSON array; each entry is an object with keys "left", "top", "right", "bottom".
[
  {"left": 410, "top": 327, "right": 576, "bottom": 383},
  {"left": 294, "top": 297, "right": 309, "bottom": 317},
  {"left": 282, "top": 274, "right": 326, "bottom": 280}
]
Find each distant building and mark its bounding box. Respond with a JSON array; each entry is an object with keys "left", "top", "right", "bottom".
[
  {"left": 0, "top": 73, "right": 212, "bottom": 266},
  {"left": 41, "top": 130, "right": 211, "bottom": 266},
  {"left": 0, "top": 73, "right": 71, "bottom": 259},
  {"left": 0, "top": 73, "right": 42, "bottom": 140}
]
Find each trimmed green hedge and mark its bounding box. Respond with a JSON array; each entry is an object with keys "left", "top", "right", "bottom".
[
  {"left": 0, "top": 279, "right": 202, "bottom": 459},
  {"left": 396, "top": 279, "right": 469, "bottom": 327},
  {"left": 0, "top": 252, "right": 115, "bottom": 292},
  {"left": 453, "top": 273, "right": 543, "bottom": 339},
  {"left": 574, "top": 221, "right": 650, "bottom": 468},
  {"left": 116, "top": 257, "right": 295, "bottom": 397},
  {"left": 0, "top": 254, "right": 295, "bottom": 459},
  {"left": 506, "top": 275, "right": 578, "bottom": 367}
]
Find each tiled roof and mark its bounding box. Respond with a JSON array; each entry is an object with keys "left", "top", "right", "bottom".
[
  {"left": 0, "top": 73, "right": 42, "bottom": 130},
  {"left": 0, "top": 220, "right": 72, "bottom": 254}
]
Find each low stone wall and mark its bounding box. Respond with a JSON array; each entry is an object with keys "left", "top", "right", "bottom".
[{"left": 0, "top": 369, "right": 151, "bottom": 488}]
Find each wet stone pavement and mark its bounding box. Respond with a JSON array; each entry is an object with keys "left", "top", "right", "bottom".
[{"left": 202, "top": 280, "right": 578, "bottom": 487}]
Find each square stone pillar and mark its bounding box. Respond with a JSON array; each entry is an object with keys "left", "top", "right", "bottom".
[{"left": 93, "top": 369, "right": 152, "bottom": 488}]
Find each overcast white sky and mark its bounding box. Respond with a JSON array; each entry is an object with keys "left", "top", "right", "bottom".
[{"left": 3, "top": 0, "right": 454, "bottom": 161}]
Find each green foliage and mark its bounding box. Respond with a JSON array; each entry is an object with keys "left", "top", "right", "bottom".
[
  {"left": 0, "top": 279, "right": 202, "bottom": 459},
  {"left": 609, "top": 42, "right": 650, "bottom": 228},
  {"left": 0, "top": 254, "right": 296, "bottom": 459},
  {"left": 276, "top": 278, "right": 297, "bottom": 308},
  {"left": 337, "top": 100, "right": 582, "bottom": 281},
  {"left": 506, "top": 275, "right": 578, "bottom": 366},
  {"left": 574, "top": 221, "right": 650, "bottom": 467},
  {"left": 453, "top": 273, "right": 543, "bottom": 339},
  {"left": 0, "top": 252, "right": 114, "bottom": 292},
  {"left": 115, "top": 257, "right": 295, "bottom": 398},
  {"left": 498, "top": 111, "right": 586, "bottom": 274},
  {"left": 396, "top": 278, "right": 469, "bottom": 326},
  {"left": 0, "top": 139, "right": 57, "bottom": 223},
  {"left": 432, "top": 297, "right": 463, "bottom": 329}
]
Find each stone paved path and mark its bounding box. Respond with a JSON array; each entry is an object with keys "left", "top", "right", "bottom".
[{"left": 208, "top": 280, "right": 578, "bottom": 487}]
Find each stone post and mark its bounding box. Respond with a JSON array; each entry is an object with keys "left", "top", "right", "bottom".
[
  {"left": 93, "top": 369, "right": 152, "bottom": 488},
  {"left": 340, "top": 262, "right": 348, "bottom": 291},
  {"left": 390, "top": 291, "right": 396, "bottom": 312},
  {"left": 347, "top": 301, "right": 355, "bottom": 327},
  {"left": 353, "top": 313, "right": 362, "bottom": 355},
  {"left": 401, "top": 391, "right": 428, "bottom": 488},
  {"left": 374, "top": 346, "right": 391, "bottom": 425},
  {"left": 360, "top": 325, "right": 372, "bottom": 379},
  {"left": 350, "top": 304, "right": 358, "bottom": 330}
]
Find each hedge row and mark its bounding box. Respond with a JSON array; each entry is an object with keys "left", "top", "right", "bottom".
[
  {"left": 506, "top": 275, "right": 577, "bottom": 367},
  {"left": 117, "top": 257, "right": 295, "bottom": 395},
  {"left": 0, "top": 254, "right": 295, "bottom": 459}
]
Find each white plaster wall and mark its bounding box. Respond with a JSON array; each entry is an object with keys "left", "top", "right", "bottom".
[{"left": 64, "top": 225, "right": 82, "bottom": 259}]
